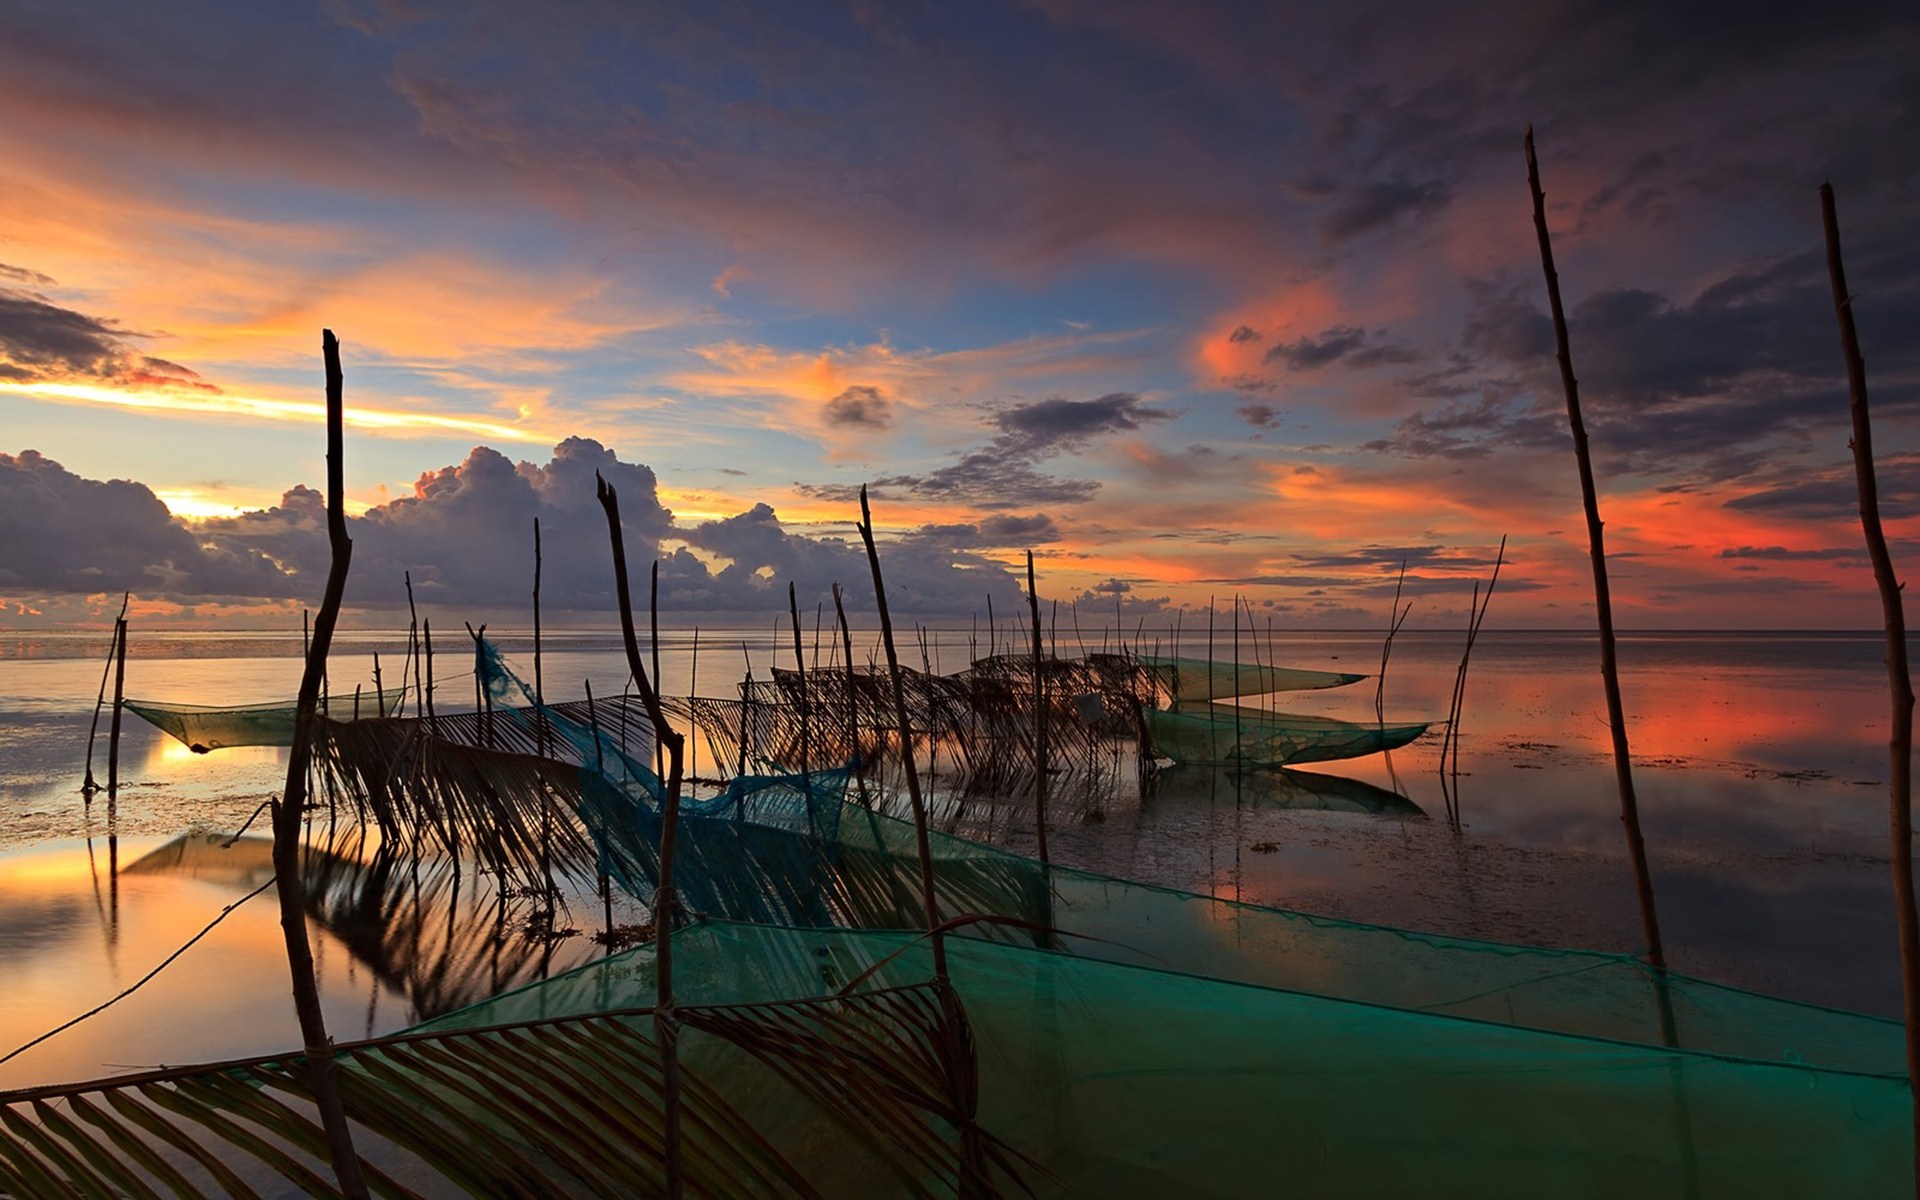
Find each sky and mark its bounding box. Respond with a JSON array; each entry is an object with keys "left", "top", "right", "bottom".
[{"left": 1, "top": 0, "right": 1917, "bottom": 631}]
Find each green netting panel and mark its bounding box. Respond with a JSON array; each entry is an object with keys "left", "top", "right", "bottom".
[
  {"left": 124, "top": 687, "right": 406, "bottom": 751},
  {"left": 472, "top": 639, "right": 1901, "bottom": 1078},
  {"left": 1142, "top": 702, "right": 1429, "bottom": 766},
  {"left": 424, "top": 920, "right": 1910, "bottom": 1199}
]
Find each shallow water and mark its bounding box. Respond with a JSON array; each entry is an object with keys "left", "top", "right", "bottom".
[{"left": 0, "top": 625, "right": 1906, "bottom": 1090}]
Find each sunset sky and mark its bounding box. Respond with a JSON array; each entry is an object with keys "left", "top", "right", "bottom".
[{"left": 2, "top": 1, "right": 1917, "bottom": 630}]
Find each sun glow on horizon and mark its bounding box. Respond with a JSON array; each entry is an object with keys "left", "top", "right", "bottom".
[{"left": 0, "top": 380, "right": 551, "bottom": 443}]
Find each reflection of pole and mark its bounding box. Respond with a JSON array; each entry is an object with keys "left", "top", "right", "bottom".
[
  {"left": 105, "top": 610, "right": 127, "bottom": 936},
  {"left": 107, "top": 821, "right": 119, "bottom": 952}
]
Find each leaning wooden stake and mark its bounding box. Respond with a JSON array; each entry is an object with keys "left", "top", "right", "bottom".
[
  {"left": 596, "top": 473, "right": 688, "bottom": 1200},
  {"left": 857, "top": 485, "right": 989, "bottom": 1193},
  {"left": 1376, "top": 563, "right": 1412, "bottom": 726},
  {"left": 1823, "top": 180, "right": 1920, "bottom": 1192},
  {"left": 1026, "top": 550, "right": 1051, "bottom": 864},
  {"left": 1527, "top": 128, "right": 1668, "bottom": 973},
  {"left": 271, "top": 329, "right": 369, "bottom": 1197},
  {"left": 856, "top": 486, "right": 946, "bottom": 977}
]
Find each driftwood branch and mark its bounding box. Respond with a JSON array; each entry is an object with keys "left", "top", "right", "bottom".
[{"left": 1823, "top": 180, "right": 1920, "bottom": 1191}]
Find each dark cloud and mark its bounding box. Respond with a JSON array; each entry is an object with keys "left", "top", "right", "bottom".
[
  {"left": 1290, "top": 545, "right": 1445, "bottom": 570},
  {"left": 1227, "top": 324, "right": 1261, "bottom": 344},
  {"left": 823, "top": 385, "right": 890, "bottom": 430},
  {"left": 1717, "top": 545, "right": 1869, "bottom": 562},
  {"left": 1237, "top": 402, "right": 1282, "bottom": 429},
  {"left": 902, "top": 514, "right": 1060, "bottom": 550},
  {"left": 1320, "top": 176, "right": 1453, "bottom": 243},
  {"left": 0, "top": 285, "right": 213, "bottom": 390},
  {"left": 1362, "top": 397, "right": 1568, "bottom": 461},
  {"left": 1376, "top": 237, "right": 1920, "bottom": 481},
  {"left": 815, "top": 391, "right": 1169, "bottom": 509},
  {"left": 0, "top": 263, "right": 56, "bottom": 286},
  {"left": 865, "top": 455, "right": 1102, "bottom": 509},
  {"left": 1263, "top": 324, "right": 1419, "bottom": 371},
  {"left": 1724, "top": 459, "right": 1920, "bottom": 522},
  {"left": 993, "top": 392, "right": 1170, "bottom": 450}
]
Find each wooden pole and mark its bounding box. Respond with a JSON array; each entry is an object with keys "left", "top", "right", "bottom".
[
  {"left": 1823, "top": 180, "right": 1920, "bottom": 1193},
  {"left": 651, "top": 559, "right": 665, "bottom": 781},
  {"left": 1526, "top": 128, "right": 1667, "bottom": 972},
  {"left": 688, "top": 627, "right": 701, "bottom": 785},
  {"left": 789, "top": 581, "right": 812, "bottom": 780},
  {"left": 106, "top": 617, "right": 127, "bottom": 799},
  {"left": 270, "top": 329, "right": 368, "bottom": 1196},
  {"left": 83, "top": 592, "right": 130, "bottom": 795},
  {"left": 405, "top": 572, "right": 422, "bottom": 720},
  {"left": 833, "top": 584, "right": 872, "bottom": 804},
  {"left": 584, "top": 678, "right": 614, "bottom": 955},
  {"left": 533, "top": 517, "right": 553, "bottom": 896},
  {"left": 1026, "top": 551, "right": 1050, "bottom": 864},
  {"left": 597, "top": 474, "right": 687, "bottom": 1200}
]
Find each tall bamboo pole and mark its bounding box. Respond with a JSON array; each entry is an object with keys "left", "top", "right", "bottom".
[
  {"left": 1526, "top": 128, "right": 1667, "bottom": 972},
  {"left": 596, "top": 474, "right": 687, "bottom": 1199},
  {"left": 271, "top": 329, "right": 368, "bottom": 1196},
  {"left": 1823, "top": 180, "right": 1920, "bottom": 1192}
]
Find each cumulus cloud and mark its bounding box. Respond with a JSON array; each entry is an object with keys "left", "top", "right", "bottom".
[
  {"left": 0, "top": 450, "right": 294, "bottom": 597},
  {"left": 3, "top": 440, "right": 1032, "bottom": 620}
]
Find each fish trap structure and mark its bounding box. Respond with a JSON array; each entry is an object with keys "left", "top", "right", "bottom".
[{"left": 4, "top": 641, "right": 1910, "bottom": 1196}]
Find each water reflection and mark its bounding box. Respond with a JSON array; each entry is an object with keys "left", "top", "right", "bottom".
[
  {"left": 1148, "top": 764, "right": 1424, "bottom": 817},
  {"left": 0, "top": 828, "right": 608, "bottom": 1091}
]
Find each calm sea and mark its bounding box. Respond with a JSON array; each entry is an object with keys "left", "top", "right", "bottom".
[{"left": 0, "top": 625, "right": 1907, "bottom": 1089}]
